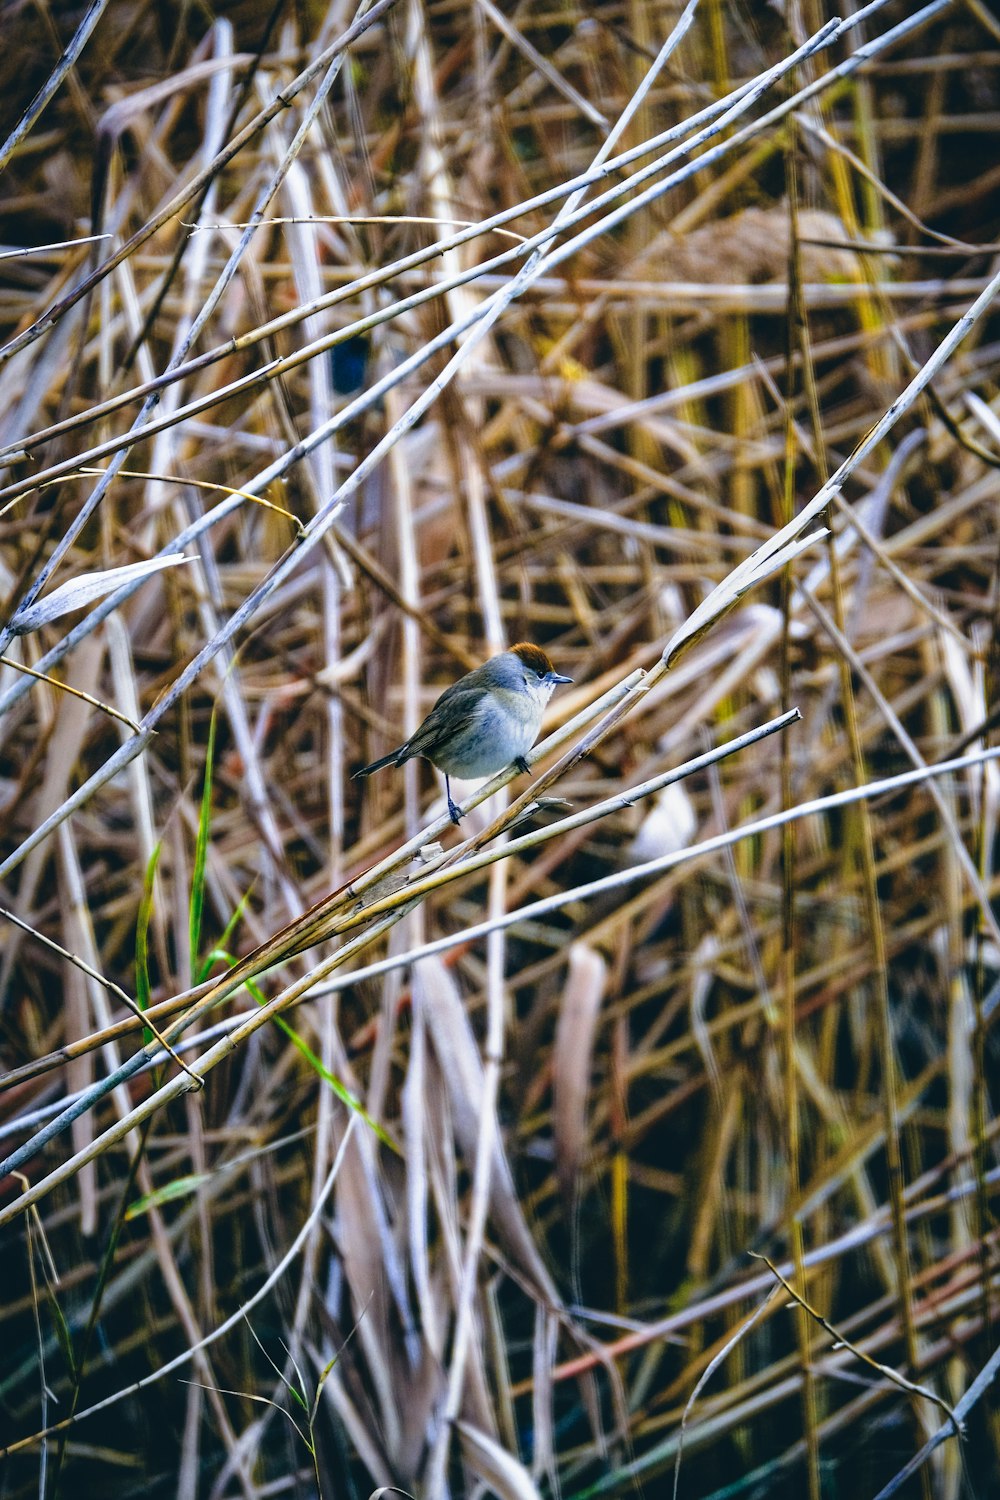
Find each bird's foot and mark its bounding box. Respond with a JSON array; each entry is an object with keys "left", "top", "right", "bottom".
[
  {"left": 447, "top": 796, "right": 464, "bottom": 825},
  {"left": 515, "top": 755, "right": 532, "bottom": 775}
]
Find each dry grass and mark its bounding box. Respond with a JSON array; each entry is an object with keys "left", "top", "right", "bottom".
[{"left": 1, "top": 1, "right": 999, "bottom": 1497}]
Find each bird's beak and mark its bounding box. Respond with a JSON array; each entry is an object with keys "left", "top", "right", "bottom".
[{"left": 546, "top": 672, "right": 573, "bottom": 685}]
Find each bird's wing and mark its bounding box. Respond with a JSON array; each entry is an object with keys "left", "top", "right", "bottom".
[{"left": 405, "top": 682, "right": 487, "bottom": 758}]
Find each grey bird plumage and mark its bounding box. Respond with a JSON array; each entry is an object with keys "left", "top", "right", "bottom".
[{"left": 353, "top": 643, "right": 572, "bottom": 824}]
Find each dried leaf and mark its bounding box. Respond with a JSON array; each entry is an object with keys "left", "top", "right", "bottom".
[
  {"left": 633, "top": 206, "right": 863, "bottom": 286},
  {"left": 629, "top": 780, "right": 697, "bottom": 864},
  {"left": 12, "top": 555, "right": 190, "bottom": 634},
  {"left": 553, "top": 943, "right": 607, "bottom": 1198},
  {"left": 456, "top": 1420, "right": 543, "bottom": 1500},
  {"left": 415, "top": 957, "right": 561, "bottom": 1305}
]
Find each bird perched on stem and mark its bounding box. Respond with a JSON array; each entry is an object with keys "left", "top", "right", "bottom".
[{"left": 353, "top": 643, "right": 572, "bottom": 824}]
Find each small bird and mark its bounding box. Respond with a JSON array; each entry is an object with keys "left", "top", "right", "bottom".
[{"left": 353, "top": 643, "right": 572, "bottom": 825}]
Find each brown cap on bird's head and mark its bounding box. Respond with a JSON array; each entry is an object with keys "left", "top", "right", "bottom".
[
  {"left": 510, "top": 643, "right": 572, "bottom": 684},
  {"left": 511, "top": 642, "right": 555, "bottom": 676}
]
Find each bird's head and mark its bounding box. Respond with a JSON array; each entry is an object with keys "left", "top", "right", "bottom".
[{"left": 508, "top": 642, "right": 573, "bottom": 699}]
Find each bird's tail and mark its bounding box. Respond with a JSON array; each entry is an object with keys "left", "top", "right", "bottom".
[{"left": 353, "top": 746, "right": 408, "bottom": 779}]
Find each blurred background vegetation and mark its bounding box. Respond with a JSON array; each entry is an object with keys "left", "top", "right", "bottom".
[{"left": 1, "top": 1, "right": 999, "bottom": 1497}]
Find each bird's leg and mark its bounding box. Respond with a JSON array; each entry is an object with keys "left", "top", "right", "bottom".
[
  {"left": 445, "top": 775, "right": 463, "bottom": 825},
  {"left": 515, "top": 756, "right": 531, "bottom": 775}
]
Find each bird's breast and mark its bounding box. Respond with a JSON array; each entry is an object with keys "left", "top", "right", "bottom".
[{"left": 430, "top": 687, "right": 544, "bottom": 778}]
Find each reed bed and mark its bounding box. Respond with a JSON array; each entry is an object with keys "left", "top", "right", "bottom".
[{"left": 1, "top": 1, "right": 998, "bottom": 1497}]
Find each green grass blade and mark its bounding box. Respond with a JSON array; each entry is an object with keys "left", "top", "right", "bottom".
[
  {"left": 135, "top": 842, "right": 162, "bottom": 1043},
  {"left": 189, "top": 708, "right": 218, "bottom": 973}
]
